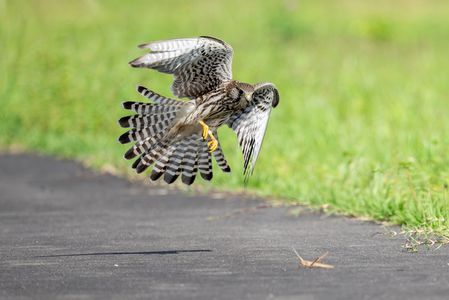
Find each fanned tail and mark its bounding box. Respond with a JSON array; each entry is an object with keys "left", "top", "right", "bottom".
[
  {"left": 150, "top": 135, "right": 201, "bottom": 185},
  {"left": 118, "top": 86, "right": 185, "bottom": 158},
  {"left": 147, "top": 134, "right": 229, "bottom": 185},
  {"left": 118, "top": 85, "right": 231, "bottom": 185}
]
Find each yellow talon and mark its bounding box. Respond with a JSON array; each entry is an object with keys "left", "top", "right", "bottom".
[
  {"left": 199, "top": 120, "right": 218, "bottom": 152},
  {"left": 208, "top": 139, "right": 218, "bottom": 152},
  {"left": 199, "top": 120, "right": 209, "bottom": 140}
]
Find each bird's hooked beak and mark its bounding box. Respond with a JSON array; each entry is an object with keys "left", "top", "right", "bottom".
[{"left": 244, "top": 92, "right": 253, "bottom": 102}]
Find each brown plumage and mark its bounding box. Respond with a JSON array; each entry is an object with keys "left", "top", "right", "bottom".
[{"left": 119, "top": 36, "right": 279, "bottom": 184}]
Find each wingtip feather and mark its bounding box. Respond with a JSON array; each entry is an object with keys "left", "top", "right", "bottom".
[
  {"left": 129, "top": 56, "right": 144, "bottom": 68},
  {"left": 138, "top": 43, "right": 151, "bottom": 49}
]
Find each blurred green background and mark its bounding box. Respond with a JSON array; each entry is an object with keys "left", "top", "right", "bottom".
[{"left": 1, "top": 0, "right": 449, "bottom": 236}]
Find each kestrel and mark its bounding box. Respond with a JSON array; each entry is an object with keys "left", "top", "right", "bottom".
[{"left": 118, "top": 36, "right": 279, "bottom": 185}]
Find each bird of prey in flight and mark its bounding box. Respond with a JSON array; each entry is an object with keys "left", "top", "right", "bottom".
[{"left": 118, "top": 36, "right": 279, "bottom": 185}]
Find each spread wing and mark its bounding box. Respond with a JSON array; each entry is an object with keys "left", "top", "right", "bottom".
[
  {"left": 129, "top": 36, "right": 233, "bottom": 99},
  {"left": 227, "top": 83, "right": 280, "bottom": 181}
]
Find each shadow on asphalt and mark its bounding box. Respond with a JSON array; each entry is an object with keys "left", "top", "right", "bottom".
[{"left": 35, "top": 249, "right": 212, "bottom": 258}]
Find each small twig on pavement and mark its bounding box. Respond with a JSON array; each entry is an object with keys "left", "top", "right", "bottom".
[{"left": 292, "top": 248, "right": 334, "bottom": 269}]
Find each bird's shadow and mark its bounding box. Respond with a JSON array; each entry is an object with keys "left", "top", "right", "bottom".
[{"left": 36, "top": 249, "right": 212, "bottom": 258}]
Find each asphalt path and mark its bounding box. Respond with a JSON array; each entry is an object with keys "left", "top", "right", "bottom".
[{"left": 1, "top": 153, "right": 448, "bottom": 300}]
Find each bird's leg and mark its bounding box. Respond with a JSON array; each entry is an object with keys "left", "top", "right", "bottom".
[
  {"left": 207, "top": 132, "right": 218, "bottom": 152},
  {"left": 199, "top": 120, "right": 209, "bottom": 140},
  {"left": 198, "top": 120, "right": 218, "bottom": 152}
]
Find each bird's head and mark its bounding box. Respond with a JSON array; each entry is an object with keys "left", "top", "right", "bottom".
[{"left": 229, "top": 82, "right": 254, "bottom": 102}]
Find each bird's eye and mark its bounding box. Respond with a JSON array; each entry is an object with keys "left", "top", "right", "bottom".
[{"left": 230, "top": 88, "right": 241, "bottom": 99}]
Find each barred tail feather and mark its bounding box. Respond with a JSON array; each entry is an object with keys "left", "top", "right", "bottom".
[
  {"left": 122, "top": 101, "right": 180, "bottom": 115},
  {"left": 118, "top": 123, "right": 170, "bottom": 144},
  {"left": 150, "top": 135, "right": 201, "bottom": 185},
  {"left": 134, "top": 141, "right": 169, "bottom": 174},
  {"left": 152, "top": 142, "right": 180, "bottom": 183},
  {"left": 150, "top": 139, "right": 185, "bottom": 183},
  {"left": 119, "top": 85, "right": 186, "bottom": 156},
  {"left": 118, "top": 111, "right": 177, "bottom": 129},
  {"left": 119, "top": 88, "right": 183, "bottom": 144},
  {"left": 136, "top": 85, "right": 185, "bottom": 107},
  {"left": 212, "top": 131, "right": 231, "bottom": 173},
  {"left": 181, "top": 137, "right": 200, "bottom": 185},
  {"left": 162, "top": 137, "right": 193, "bottom": 184},
  {"left": 123, "top": 132, "right": 165, "bottom": 159},
  {"left": 198, "top": 141, "right": 213, "bottom": 181}
]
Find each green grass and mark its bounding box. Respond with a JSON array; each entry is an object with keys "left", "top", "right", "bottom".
[{"left": 1, "top": 0, "right": 449, "bottom": 237}]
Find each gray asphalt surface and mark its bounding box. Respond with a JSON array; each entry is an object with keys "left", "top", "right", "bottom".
[{"left": 1, "top": 153, "right": 448, "bottom": 300}]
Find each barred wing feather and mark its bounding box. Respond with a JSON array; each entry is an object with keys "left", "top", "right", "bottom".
[
  {"left": 129, "top": 36, "right": 233, "bottom": 99},
  {"left": 228, "top": 83, "right": 279, "bottom": 180}
]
